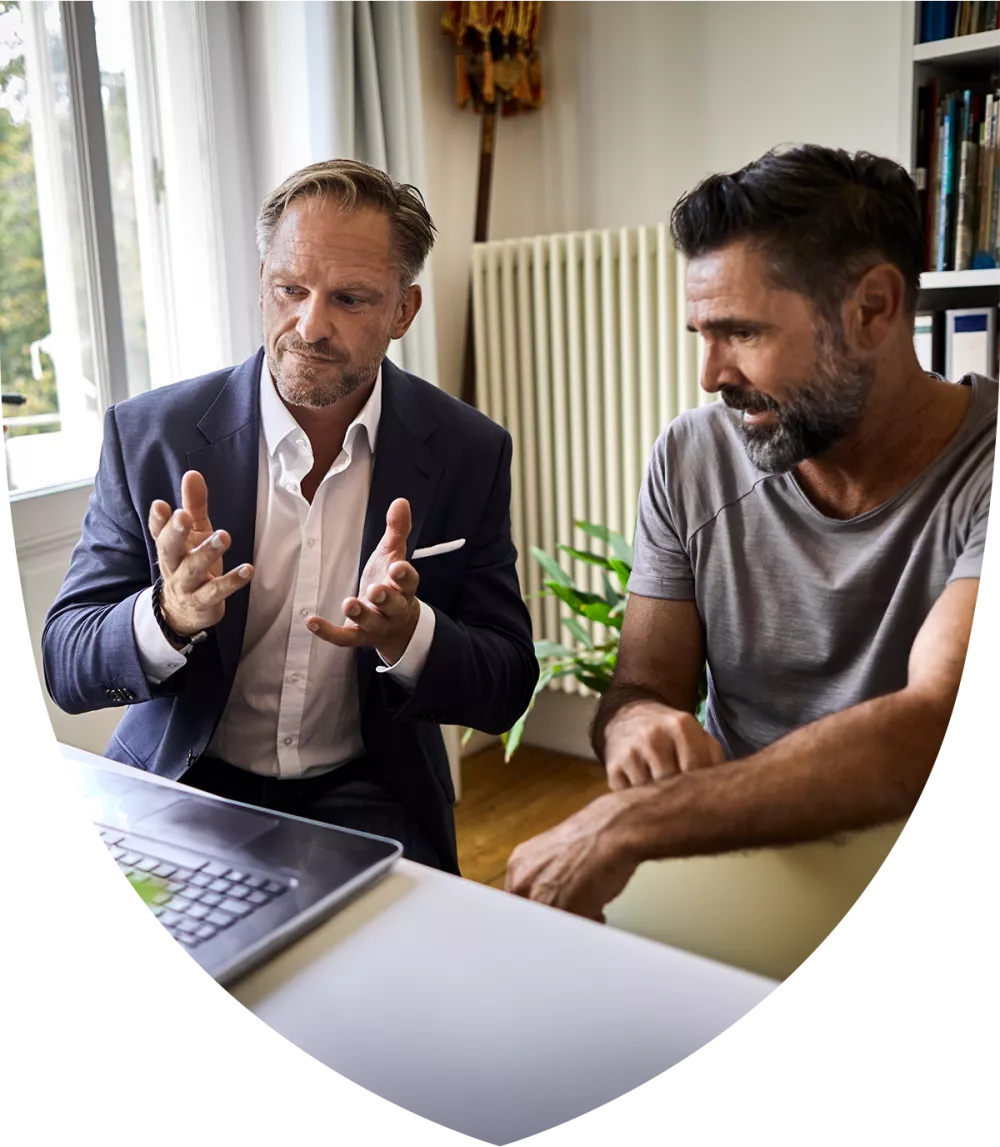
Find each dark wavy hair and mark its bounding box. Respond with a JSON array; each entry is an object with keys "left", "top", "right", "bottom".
[{"left": 670, "top": 145, "right": 924, "bottom": 318}]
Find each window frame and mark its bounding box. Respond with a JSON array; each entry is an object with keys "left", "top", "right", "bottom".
[{"left": 59, "top": 0, "right": 129, "bottom": 412}]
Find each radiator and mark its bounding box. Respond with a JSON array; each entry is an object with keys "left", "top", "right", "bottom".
[{"left": 470, "top": 225, "right": 711, "bottom": 693}]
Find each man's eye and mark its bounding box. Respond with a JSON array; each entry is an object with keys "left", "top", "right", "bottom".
[
  {"left": 732, "top": 330, "right": 755, "bottom": 343},
  {"left": 338, "top": 295, "right": 359, "bottom": 307},
  {"left": 278, "top": 285, "right": 302, "bottom": 296}
]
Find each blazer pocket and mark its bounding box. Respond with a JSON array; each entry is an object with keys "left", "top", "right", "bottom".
[
  {"left": 412, "top": 538, "right": 465, "bottom": 560},
  {"left": 413, "top": 550, "right": 466, "bottom": 584}
]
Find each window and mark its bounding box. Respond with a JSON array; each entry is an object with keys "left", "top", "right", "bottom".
[
  {"left": 2, "top": 0, "right": 242, "bottom": 497},
  {"left": 1, "top": 0, "right": 106, "bottom": 495}
]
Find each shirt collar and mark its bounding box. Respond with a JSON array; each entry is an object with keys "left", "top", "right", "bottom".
[{"left": 258, "top": 355, "right": 382, "bottom": 460}]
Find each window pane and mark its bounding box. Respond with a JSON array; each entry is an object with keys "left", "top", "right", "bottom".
[
  {"left": 1, "top": 0, "right": 101, "bottom": 495},
  {"left": 93, "top": 0, "right": 150, "bottom": 398}
]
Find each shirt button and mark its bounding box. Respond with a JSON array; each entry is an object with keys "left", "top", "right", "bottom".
[
  {"left": 283, "top": 737, "right": 293, "bottom": 746},
  {"left": 289, "top": 673, "right": 300, "bottom": 684},
  {"left": 299, "top": 608, "right": 309, "bottom": 617},
  {"left": 306, "top": 538, "right": 316, "bottom": 547}
]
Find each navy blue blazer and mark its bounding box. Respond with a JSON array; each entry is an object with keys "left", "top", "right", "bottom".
[{"left": 42, "top": 350, "right": 538, "bottom": 873}]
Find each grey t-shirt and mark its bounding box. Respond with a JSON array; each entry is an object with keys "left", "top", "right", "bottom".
[{"left": 631, "top": 374, "right": 996, "bottom": 760}]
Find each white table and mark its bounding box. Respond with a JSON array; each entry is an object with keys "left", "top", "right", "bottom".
[{"left": 63, "top": 744, "right": 775, "bottom": 1144}]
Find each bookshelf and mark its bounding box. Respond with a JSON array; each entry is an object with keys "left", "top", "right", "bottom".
[
  {"left": 913, "top": 26, "right": 1000, "bottom": 65},
  {"left": 920, "top": 268, "right": 1000, "bottom": 288},
  {"left": 904, "top": 1, "right": 999, "bottom": 346}
]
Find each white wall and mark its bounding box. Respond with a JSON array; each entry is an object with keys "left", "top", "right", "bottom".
[{"left": 699, "top": 2, "right": 910, "bottom": 173}]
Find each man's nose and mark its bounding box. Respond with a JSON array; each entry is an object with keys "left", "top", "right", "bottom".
[
  {"left": 700, "top": 343, "right": 743, "bottom": 395},
  {"left": 296, "top": 295, "right": 335, "bottom": 345}
]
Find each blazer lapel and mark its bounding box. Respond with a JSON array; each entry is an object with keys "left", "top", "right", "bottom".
[
  {"left": 357, "top": 359, "right": 442, "bottom": 710},
  {"left": 186, "top": 348, "right": 263, "bottom": 691}
]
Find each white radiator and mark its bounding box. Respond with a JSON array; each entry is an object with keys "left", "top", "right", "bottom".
[{"left": 471, "top": 225, "right": 711, "bottom": 693}]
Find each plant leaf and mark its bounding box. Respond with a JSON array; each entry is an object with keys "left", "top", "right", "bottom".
[
  {"left": 557, "top": 544, "right": 614, "bottom": 569},
  {"left": 601, "top": 570, "right": 624, "bottom": 607},
  {"left": 530, "top": 546, "right": 573, "bottom": 587},
  {"left": 608, "top": 558, "right": 631, "bottom": 592},
  {"left": 504, "top": 667, "right": 554, "bottom": 761},
  {"left": 547, "top": 581, "right": 605, "bottom": 614},
  {"left": 460, "top": 726, "right": 475, "bottom": 746},
  {"left": 561, "top": 614, "right": 594, "bottom": 649},
  {"left": 576, "top": 521, "right": 634, "bottom": 567},
  {"left": 533, "top": 639, "right": 573, "bottom": 659},
  {"left": 578, "top": 600, "right": 625, "bottom": 629},
  {"left": 576, "top": 673, "right": 612, "bottom": 694}
]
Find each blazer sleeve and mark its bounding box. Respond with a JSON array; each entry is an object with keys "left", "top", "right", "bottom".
[
  {"left": 382, "top": 430, "right": 539, "bottom": 733},
  {"left": 41, "top": 406, "right": 184, "bottom": 713}
]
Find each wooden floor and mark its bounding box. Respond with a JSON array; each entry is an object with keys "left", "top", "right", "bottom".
[{"left": 454, "top": 744, "right": 609, "bottom": 888}]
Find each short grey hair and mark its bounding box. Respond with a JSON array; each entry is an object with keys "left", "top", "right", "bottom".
[{"left": 255, "top": 158, "right": 437, "bottom": 291}]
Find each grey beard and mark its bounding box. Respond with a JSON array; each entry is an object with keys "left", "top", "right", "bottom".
[
  {"left": 267, "top": 342, "right": 389, "bottom": 409},
  {"left": 739, "top": 337, "right": 874, "bottom": 474}
]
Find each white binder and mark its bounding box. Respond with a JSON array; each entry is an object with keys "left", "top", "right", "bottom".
[{"left": 945, "top": 308, "right": 997, "bottom": 380}]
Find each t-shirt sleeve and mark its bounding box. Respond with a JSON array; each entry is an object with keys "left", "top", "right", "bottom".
[
  {"left": 628, "top": 433, "right": 696, "bottom": 600},
  {"left": 948, "top": 487, "right": 990, "bottom": 583}
]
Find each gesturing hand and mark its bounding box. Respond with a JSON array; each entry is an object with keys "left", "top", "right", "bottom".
[
  {"left": 149, "top": 470, "right": 253, "bottom": 641},
  {"left": 307, "top": 497, "right": 421, "bottom": 666}
]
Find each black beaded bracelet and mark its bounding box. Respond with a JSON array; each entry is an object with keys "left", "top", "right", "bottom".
[{"left": 151, "top": 576, "right": 208, "bottom": 652}]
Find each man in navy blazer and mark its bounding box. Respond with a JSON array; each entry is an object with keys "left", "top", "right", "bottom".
[{"left": 43, "top": 159, "right": 537, "bottom": 874}]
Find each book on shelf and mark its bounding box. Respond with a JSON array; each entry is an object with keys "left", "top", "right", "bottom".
[
  {"left": 936, "top": 94, "right": 958, "bottom": 270},
  {"left": 928, "top": 78, "right": 943, "bottom": 266},
  {"left": 976, "top": 92, "right": 995, "bottom": 255},
  {"left": 918, "top": 1, "right": 999, "bottom": 42},
  {"left": 914, "top": 84, "right": 933, "bottom": 235},
  {"left": 954, "top": 90, "right": 979, "bottom": 270},
  {"left": 916, "top": 77, "right": 1000, "bottom": 270},
  {"left": 949, "top": 0, "right": 995, "bottom": 35},
  {"left": 919, "top": 2, "right": 958, "bottom": 42}
]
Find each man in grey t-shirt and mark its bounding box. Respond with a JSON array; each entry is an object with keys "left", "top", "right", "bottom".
[{"left": 506, "top": 145, "right": 995, "bottom": 921}]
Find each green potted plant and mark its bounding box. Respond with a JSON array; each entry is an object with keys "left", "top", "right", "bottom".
[{"left": 468, "top": 520, "right": 708, "bottom": 761}]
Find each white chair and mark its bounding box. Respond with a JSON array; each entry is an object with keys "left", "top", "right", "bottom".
[{"left": 604, "top": 821, "right": 906, "bottom": 981}]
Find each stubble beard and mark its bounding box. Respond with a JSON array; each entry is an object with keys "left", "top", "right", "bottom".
[{"left": 267, "top": 336, "right": 391, "bottom": 410}]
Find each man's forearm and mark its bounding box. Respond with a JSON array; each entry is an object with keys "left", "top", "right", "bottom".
[{"left": 610, "top": 685, "right": 950, "bottom": 862}]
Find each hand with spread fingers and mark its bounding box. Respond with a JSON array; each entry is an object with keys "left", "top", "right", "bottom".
[
  {"left": 149, "top": 469, "right": 254, "bottom": 643},
  {"left": 307, "top": 497, "right": 421, "bottom": 666}
]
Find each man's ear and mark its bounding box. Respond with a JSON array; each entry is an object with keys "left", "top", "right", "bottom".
[
  {"left": 391, "top": 284, "right": 422, "bottom": 340},
  {"left": 844, "top": 263, "right": 907, "bottom": 352}
]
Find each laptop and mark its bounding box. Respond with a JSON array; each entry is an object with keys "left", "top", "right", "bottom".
[{"left": 67, "top": 755, "right": 402, "bottom": 986}]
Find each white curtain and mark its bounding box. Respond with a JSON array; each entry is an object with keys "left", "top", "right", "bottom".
[{"left": 239, "top": 1, "right": 440, "bottom": 384}]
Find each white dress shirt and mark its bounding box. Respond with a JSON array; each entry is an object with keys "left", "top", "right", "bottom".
[{"left": 133, "top": 361, "right": 436, "bottom": 778}]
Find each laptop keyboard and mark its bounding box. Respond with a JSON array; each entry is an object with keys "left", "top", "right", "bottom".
[{"left": 98, "top": 827, "right": 290, "bottom": 949}]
